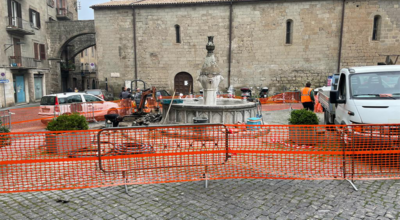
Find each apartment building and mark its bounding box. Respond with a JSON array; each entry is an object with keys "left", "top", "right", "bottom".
[
  {"left": 74, "top": 46, "right": 98, "bottom": 91},
  {"left": 0, "top": 0, "right": 77, "bottom": 107}
]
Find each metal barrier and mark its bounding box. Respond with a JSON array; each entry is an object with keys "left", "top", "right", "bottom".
[
  {"left": 97, "top": 124, "right": 228, "bottom": 193},
  {"left": 55, "top": 102, "right": 96, "bottom": 122},
  {"left": 0, "top": 124, "right": 399, "bottom": 194},
  {"left": 0, "top": 110, "right": 12, "bottom": 131}
]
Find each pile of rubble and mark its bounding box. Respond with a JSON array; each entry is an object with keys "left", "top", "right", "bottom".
[{"left": 118, "top": 112, "right": 162, "bottom": 127}]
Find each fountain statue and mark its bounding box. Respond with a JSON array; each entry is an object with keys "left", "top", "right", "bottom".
[
  {"left": 162, "top": 37, "right": 257, "bottom": 124},
  {"left": 198, "top": 36, "right": 224, "bottom": 106}
]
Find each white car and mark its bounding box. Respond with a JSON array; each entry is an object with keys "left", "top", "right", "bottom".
[{"left": 39, "top": 92, "right": 120, "bottom": 119}]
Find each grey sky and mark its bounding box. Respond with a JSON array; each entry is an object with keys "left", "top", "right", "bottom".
[{"left": 78, "top": 0, "right": 109, "bottom": 20}]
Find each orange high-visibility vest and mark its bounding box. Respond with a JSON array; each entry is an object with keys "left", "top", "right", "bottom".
[{"left": 301, "top": 87, "right": 313, "bottom": 103}]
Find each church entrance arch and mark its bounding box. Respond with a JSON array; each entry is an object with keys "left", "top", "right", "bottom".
[{"left": 174, "top": 72, "right": 193, "bottom": 95}]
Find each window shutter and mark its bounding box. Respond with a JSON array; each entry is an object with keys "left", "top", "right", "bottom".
[
  {"left": 40, "top": 44, "right": 46, "bottom": 60},
  {"left": 37, "top": 12, "right": 41, "bottom": 28},
  {"left": 7, "top": 0, "right": 11, "bottom": 17},
  {"left": 16, "top": 2, "right": 22, "bottom": 18},
  {"left": 29, "top": 9, "right": 33, "bottom": 24},
  {"left": 34, "top": 43, "right": 39, "bottom": 60}
]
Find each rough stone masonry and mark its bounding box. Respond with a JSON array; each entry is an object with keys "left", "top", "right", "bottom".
[{"left": 93, "top": 0, "right": 400, "bottom": 95}]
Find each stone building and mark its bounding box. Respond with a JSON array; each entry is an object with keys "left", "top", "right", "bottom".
[
  {"left": 78, "top": 46, "right": 98, "bottom": 90},
  {"left": 0, "top": 0, "right": 77, "bottom": 107},
  {"left": 92, "top": 0, "right": 400, "bottom": 96}
]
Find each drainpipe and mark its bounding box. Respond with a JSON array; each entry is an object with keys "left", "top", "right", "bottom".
[
  {"left": 132, "top": 6, "right": 138, "bottom": 89},
  {"left": 337, "top": 0, "right": 346, "bottom": 73},
  {"left": 228, "top": 0, "right": 233, "bottom": 88}
]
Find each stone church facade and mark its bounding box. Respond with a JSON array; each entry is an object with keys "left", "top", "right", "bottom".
[{"left": 92, "top": 0, "right": 400, "bottom": 95}]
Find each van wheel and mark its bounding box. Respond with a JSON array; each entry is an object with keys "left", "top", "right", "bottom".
[{"left": 107, "top": 109, "right": 118, "bottom": 115}]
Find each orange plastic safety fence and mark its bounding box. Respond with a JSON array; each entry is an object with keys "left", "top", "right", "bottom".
[
  {"left": 260, "top": 92, "right": 301, "bottom": 104},
  {"left": 1, "top": 124, "right": 400, "bottom": 194}
]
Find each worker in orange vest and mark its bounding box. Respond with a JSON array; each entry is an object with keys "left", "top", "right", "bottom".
[{"left": 301, "top": 82, "right": 315, "bottom": 111}]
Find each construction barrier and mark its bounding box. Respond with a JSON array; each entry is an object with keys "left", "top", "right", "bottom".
[
  {"left": 0, "top": 110, "right": 12, "bottom": 130},
  {"left": 259, "top": 92, "right": 301, "bottom": 104},
  {"left": 0, "top": 124, "right": 399, "bottom": 194}
]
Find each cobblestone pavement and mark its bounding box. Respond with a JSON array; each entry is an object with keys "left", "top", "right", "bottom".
[{"left": 0, "top": 179, "right": 399, "bottom": 220}]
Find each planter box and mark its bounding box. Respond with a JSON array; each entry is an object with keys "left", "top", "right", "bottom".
[
  {"left": 45, "top": 132, "right": 92, "bottom": 154},
  {"left": 288, "top": 126, "right": 317, "bottom": 146}
]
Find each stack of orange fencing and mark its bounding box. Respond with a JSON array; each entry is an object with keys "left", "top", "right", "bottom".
[
  {"left": 259, "top": 92, "right": 301, "bottom": 104},
  {"left": 1, "top": 124, "right": 399, "bottom": 194}
]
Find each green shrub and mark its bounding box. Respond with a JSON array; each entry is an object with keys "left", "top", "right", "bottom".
[
  {"left": 47, "top": 113, "right": 89, "bottom": 131},
  {"left": 288, "top": 109, "right": 319, "bottom": 125}
]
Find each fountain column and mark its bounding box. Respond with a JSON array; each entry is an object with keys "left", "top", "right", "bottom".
[{"left": 198, "top": 36, "right": 224, "bottom": 106}]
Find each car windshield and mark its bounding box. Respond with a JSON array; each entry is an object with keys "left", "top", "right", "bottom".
[
  {"left": 86, "top": 90, "right": 102, "bottom": 95},
  {"left": 350, "top": 71, "right": 400, "bottom": 99}
]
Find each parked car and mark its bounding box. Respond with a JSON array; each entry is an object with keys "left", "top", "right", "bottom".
[
  {"left": 39, "top": 93, "right": 120, "bottom": 122},
  {"left": 85, "top": 89, "right": 114, "bottom": 101}
]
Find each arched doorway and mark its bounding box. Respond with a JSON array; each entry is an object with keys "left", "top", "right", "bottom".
[{"left": 174, "top": 72, "right": 193, "bottom": 95}]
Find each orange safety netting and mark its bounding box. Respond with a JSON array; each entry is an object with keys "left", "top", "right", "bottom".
[
  {"left": 1, "top": 124, "right": 399, "bottom": 194},
  {"left": 260, "top": 92, "right": 301, "bottom": 104}
]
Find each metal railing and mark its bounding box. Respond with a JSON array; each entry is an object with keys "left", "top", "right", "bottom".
[
  {"left": 9, "top": 56, "right": 37, "bottom": 69},
  {"left": 54, "top": 102, "right": 96, "bottom": 122},
  {"left": 0, "top": 110, "right": 12, "bottom": 131},
  {"left": 5, "top": 16, "right": 34, "bottom": 33},
  {"left": 56, "top": 8, "right": 73, "bottom": 20}
]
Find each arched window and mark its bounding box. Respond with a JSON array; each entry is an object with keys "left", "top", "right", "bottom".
[
  {"left": 286, "top": 20, "right": 293, "bottom": 44},
  {"left": 175, "top": 25, "right": 181, "bottom": 43},
  {"left": 372, "top": 15, "right": 381, "bottom": 41}
]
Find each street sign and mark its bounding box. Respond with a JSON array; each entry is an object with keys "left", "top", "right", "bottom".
[
  {"left": 0, "top": 79, "right": 10, "bottom": 84},
  {"left": 0, "top": 72, "right": 5, "bottom": 79}
]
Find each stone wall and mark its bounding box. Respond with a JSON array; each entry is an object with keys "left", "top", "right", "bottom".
[
  {"left": 94, "top": 0, "right": 400, "bottom": 95},
  {"left": 341, "top": 0, "right": 400, "bottom": 67},
  {"left": 94, "top": 8, "right": 135, "bottom": 96}
]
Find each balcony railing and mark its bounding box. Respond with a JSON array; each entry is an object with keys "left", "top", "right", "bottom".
[
  {"left": 9, "top": 56, "right": 37, "bottom": 69},
  {"left": 5, "top": 16, "right": 35, "bottom": 35},
  {"left": 56, "top": 8, "right": 73, "bottom": 20},
  {"left": 47, "top": 0, "right": 55, "bottom": 8}
]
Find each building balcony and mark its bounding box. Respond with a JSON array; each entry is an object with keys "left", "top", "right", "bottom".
[
  {"left": 5, "top": 17, "right": 35, "bottom": 36},
  {"left": 9, "top": 56, "right": 37, "bottom": 70},
  {"left": 56, "top": 8, "right": 73, "bottom": 20}
]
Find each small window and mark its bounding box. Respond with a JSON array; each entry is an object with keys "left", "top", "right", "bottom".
[
  {"left": 33, "top": 43, "right": 46, "bottom": 60},
  {"left": 67, "top": 95, "right": 83, "bottom": 103},
  {"left": 91, "top": 47, "right": 94, "bottom": 57},
  {"left": 286, "top": 20, "right": 293, "bottom": 44},
  {"left": 85, "top": 49, "right": 88, "bottom": 56},
  {"left": 84, "top": 94, "right": 102, "bottom": 102},
  {"left": 29, "top": 9, "right": 41, "bottom": 29},
  {"left": 81, "top": 52, "right": 83, "bottom": 57},
  {"left": 372, "top": 15, "right": 381, "bottom": 41},
  {"left": 338, "top": 74, "right": 346, "bottom": 100},
  {"left": 175, "top": 25, "right": 181, "bottom": 43}
]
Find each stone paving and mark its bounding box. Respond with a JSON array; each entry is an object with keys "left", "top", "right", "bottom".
[{"left": 0, "top": 179, "right": 399, "bottom": 220}]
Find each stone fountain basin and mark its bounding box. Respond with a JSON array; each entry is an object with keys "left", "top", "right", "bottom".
[{"left": 162, "top": 98, "right": 257, "bottom": 124}]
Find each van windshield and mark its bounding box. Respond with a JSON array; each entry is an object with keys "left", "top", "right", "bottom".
[{"left": 350, "top": 71, "right": 400, "bottom": 99}]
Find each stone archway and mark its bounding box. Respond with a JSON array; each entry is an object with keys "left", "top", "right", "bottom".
[
  {"left": 174, "top": 72, "right": 193, "bottom": 95},
  {"left": 46, "top": 20, "right": 96, "bottom": 93}
]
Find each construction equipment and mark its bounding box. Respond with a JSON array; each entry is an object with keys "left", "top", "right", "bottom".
[{"left": 136, "top": 86, "right": 157, "bottom": 113}]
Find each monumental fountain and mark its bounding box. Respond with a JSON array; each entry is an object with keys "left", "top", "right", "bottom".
[{"left": 162, "top": 36, "right": 257, "bottom": 124}]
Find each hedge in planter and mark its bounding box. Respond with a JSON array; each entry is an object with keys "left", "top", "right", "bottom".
[
  {"left": 45, "top": 113, "right": 91, "bottom": 154},
  {"left": 288, "top": 109, "right": 320, "bottom": 146},
  {"left": 0, "top": 120, "right": 11, "bottom": 148}
]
